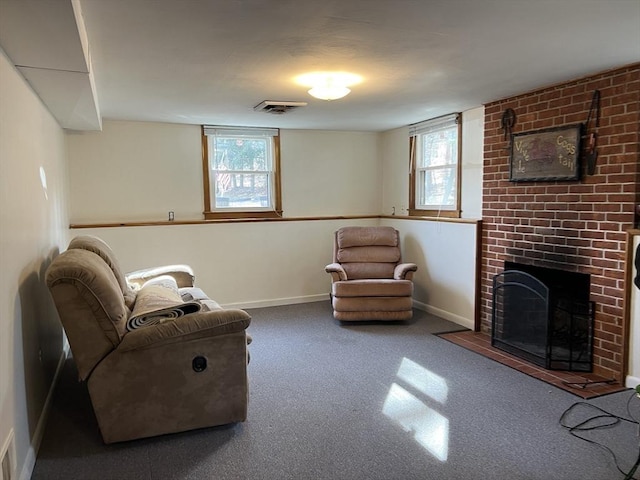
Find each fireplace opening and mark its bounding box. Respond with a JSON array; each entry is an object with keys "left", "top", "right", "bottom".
[{"left": 491, "top": 262, "right": 594, "bottom": 372}]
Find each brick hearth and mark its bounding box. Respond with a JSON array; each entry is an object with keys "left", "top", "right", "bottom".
[{"left": 481, "top": 63, "right": 640, "bottom": 381}]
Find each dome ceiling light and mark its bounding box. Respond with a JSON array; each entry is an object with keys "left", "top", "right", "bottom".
[{"left": 295, "top": 72, "right": 363, "bottom": 101}]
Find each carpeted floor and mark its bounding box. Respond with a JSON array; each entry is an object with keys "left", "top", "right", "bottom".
[{"left": 32, "top": 301, "right": 639, "bottom": 480}]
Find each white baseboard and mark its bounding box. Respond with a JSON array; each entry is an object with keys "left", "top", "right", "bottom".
[
  {"left": 413, "top": 300, "right": 474, "bottom": 330},
  {"left": 222, "top": 293, "right": 329, "bottom": 310},
  {"left": 19, "top": 342, "right": 70, "bottom": 480},
  {"left": 625, "top": 375, "right": 640, "bottom": 389}
]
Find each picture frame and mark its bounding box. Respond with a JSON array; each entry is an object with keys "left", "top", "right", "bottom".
[{"left": 510, "top": 124, "right": 583, "bottom": 182}]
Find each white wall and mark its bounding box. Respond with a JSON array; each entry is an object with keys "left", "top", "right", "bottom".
[
  {"left": 73, "top": 218, "right": 379, "bottom": 308},
  {"left": 74, "top": 216, "right": 479, "bottom": 328},
  {"left": 0, "top": 47, "right": 69, "bottom": 480},
  {"left": 67, "top": 121, "right": 203, "bottom": 222},
  {"left": 65, "top": 121, "right": 385, "bottom": 308},
  {"left": 66, "top": 122, "right": 382, "bottom": 223},
  {"left": 65, "top": 111, "right": 484, "bottom": 328},
  {"left": 281, "top": 130, "right": 381, "bottom": 216},
  {"left": 460, "top": 107, "right": 484, "bottom": 219},
  {"left": 381, "top": 218, "right": 478, "bottom": 329},
  {"left": 380, "top": 126, "right": 408, "bottom": 216}
]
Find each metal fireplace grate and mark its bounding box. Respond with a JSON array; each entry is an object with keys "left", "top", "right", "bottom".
[{"left": 491, "top": 269, "right": 594, "bottom": 372}]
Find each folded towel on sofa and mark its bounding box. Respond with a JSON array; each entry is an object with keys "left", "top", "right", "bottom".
[{"left": 127, "top": 275, "right": 202, "bottom": 330}]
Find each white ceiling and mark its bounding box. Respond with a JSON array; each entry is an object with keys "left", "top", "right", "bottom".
[{"left": 2, "top": 0, "right": 639, "bottom": 131}]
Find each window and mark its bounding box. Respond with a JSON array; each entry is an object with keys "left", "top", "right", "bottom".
[
  {"left": 409, "top": 113, "right": 461, "bottom": 217},
  {"left": 202, "top": 126, "right": 282, "bottom": 219}
]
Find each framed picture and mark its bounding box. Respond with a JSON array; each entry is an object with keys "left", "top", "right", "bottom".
[{"left": 510, "top": 124, "right": 583, "bottom": 182}]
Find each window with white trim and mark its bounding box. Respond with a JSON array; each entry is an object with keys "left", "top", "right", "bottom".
[
  {"left": 409, "top": 113, "right": 461, "bottom": 217},
  {"left": 202, "top": 126, "right": 282, "bottom": 219}
]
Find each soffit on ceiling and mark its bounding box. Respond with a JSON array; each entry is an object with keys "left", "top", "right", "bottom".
[
  {"left": 2, "top": 0, "right": 640, "bottom": 132},
  {"left": 0, "top": 0, "right": 101, "bottom": 130}
]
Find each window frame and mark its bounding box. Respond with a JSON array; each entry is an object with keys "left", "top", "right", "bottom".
[
  {"left": 408, "top": 113, "right": 462, "bottom": 218},
  {"left": 201, "top": 126, "right": 282, "bottom": 220}
]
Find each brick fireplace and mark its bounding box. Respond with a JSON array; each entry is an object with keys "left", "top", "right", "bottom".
[{"left": 481, "top": 63, "right": 640, "bottom": 381}]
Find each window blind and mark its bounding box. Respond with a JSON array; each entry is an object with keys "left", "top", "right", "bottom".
[
  {"left": 203, "top": 126, "right": 279, "bottom": 137},
  {"left": 408, "top": 113, "right": 459, "bottom": 137}
]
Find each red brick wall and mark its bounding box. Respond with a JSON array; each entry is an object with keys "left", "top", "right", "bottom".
[{"left": 481, "top": 64, "right": 640, "bottom": 380}]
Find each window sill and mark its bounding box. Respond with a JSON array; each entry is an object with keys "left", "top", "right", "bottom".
[
  {"left": 203, "top": 210, "right": 283, "bottom": 220},
  {"left": 408, "top": 208, "right": 461, "bottom": 218},
  {"left": 69, "top": 214, "right": 481, "bottom": 229}
]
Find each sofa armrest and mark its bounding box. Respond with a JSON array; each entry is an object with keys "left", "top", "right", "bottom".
[
  {"left": 117, "top": 308, "right": 250, "bottom": 352},
  {"left": 126, "top": 265, "right": 195, "bottom": 289},
  {"left": 394, "top": 263, "right": 418, "bottom": 281},
  {"left": 325, "top": 263, "right": 347, "bottom": 281}
]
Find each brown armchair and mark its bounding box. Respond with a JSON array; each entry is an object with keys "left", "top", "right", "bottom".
[
  {"left": 325, "top": 226, "right": 417, "bottom": 321},
  {"left": 46, "top": 235, "right": 251, "bottom": 443}
]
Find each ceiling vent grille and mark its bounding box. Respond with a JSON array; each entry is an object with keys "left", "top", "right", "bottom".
[{"left": 254, "top": 100, "right": 307, "bottom": 114}]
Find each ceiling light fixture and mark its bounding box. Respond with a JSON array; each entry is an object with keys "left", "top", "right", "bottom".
[{"left": 295, "top": 72, "right": 362, "bottom": 101}]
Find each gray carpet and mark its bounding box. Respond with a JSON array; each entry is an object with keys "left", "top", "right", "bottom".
[{"left": 32, "top": 301, "right": 639, "bottom": 480}]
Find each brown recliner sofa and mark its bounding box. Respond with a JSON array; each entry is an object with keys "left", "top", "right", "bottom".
[
  {"left": 45, "top": 235, "right": 251, "bottom": 443},
  {"left": 325, "top": 226, "right": 418, "bottom": 321}
]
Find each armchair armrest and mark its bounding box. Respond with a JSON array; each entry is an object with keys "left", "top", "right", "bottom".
[
  {"left": 394, "top": 263, "right": 418, "bottom": 280},
  {"left": 325, "top": 263, "right": 347, "bottom": 281},
  {"left": 126, "top": 264, "right": 195, "bottom": 289},
  {"left": 118, "top": 308, "right": 250, "bottom": 352}
]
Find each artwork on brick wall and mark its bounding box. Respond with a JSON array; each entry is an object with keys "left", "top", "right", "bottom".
[{"left": 509, "top": 124, "right": 583, "bottom": 182}]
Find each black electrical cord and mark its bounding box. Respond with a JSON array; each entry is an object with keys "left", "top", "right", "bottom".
[
  {"left": 625, "top": 450, "right": 640, "bottom": 480},
  {"left": 626, "top": 392, "right": 640, "bottom": 480},
  {"left": 559, "top": 391, "right": 640, "bottom": 480}
]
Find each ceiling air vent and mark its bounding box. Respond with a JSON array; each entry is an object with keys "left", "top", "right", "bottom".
[{"left": 254, "top": 100, "right": 308, "bottom": 114}]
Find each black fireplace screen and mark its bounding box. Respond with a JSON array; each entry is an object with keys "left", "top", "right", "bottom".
[{"left": 491, "top": 268, "right": 594, "bottom": 372}]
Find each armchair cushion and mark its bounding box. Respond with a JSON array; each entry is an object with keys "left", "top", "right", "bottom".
[
  {"left": 332, "top": 279, "right": 413, "bottom": 297},
  {"left": 342, "top": 262, "right": 396, "bottom": 280},
  {"left": 336, "top": 226, "right": 398, "bottom": 248},
  {"left": 332, "top": 296, "right": 413, "bottom": 312},
  {"left": 336, "top": 246, "right": 400, "bottom": 264}
]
